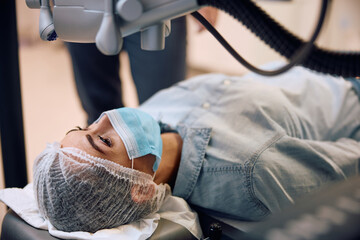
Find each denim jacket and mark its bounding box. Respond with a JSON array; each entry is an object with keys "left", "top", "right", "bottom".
[{"left": 140, "top": 67, "right": 360, "bottom": 221}]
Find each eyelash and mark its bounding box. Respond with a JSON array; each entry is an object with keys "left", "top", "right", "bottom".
[
  {"left": 66, "top": 126, "right": 111, "bottom": 147},
  {"left": 98, "top": 135, "right": 112, "bottom": 147}
]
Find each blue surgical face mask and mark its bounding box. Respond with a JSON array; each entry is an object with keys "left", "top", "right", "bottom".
[{"left": 96, "top": 107, "right": 162, "bottom": 172}]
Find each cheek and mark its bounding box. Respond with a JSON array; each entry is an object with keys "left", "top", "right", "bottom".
[
  {"left": 108, "top": 139, "right": 131, "bottom": 168},
  {"left": 108, "top": 150, "right": 132, "bottom": 168},
  {"left": 111, "top": 134, "right": 131, "bottom": 162}
]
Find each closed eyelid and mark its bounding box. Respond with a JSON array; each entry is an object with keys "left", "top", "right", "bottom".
[{"left": 66, "top": 126, "right": 89, "bottom": 135}]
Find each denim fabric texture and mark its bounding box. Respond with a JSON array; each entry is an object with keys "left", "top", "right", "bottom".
[{"left": 140, "top": 67, "right": 360, "bottom": 221}]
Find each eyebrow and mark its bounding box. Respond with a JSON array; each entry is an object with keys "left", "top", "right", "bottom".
[{"left": 86, "top": 134, "right": 105, "bottom": 154}]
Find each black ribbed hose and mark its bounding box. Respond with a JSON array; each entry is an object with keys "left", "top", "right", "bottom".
[{"left": 197, "top": 0, "right": 360, "bottom": 77}]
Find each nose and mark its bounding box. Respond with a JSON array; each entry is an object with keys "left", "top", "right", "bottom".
[{"left": 90, "top": 114, "right": 115, "bottom": 134}]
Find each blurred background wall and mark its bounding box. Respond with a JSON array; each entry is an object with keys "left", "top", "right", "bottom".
[{"left": 0, "top": 0, "right": 359, "bottom": 233}]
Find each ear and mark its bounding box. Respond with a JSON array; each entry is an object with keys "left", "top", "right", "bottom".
[{"left": 131, "top": 184, "right": 155, "bottom": 203}]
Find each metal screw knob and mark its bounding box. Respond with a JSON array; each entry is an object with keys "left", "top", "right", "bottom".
[{"left": 116, "top": 0, "right": 143, "bottom": 21}]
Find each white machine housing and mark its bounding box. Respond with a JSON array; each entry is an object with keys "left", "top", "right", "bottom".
[{"left": 26, "top": 0, "right": 200, "bottom": 55}]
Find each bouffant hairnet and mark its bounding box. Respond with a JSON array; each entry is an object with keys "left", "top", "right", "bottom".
[{"left": 33, "top": 142, "right": 168, "bottom": 233}]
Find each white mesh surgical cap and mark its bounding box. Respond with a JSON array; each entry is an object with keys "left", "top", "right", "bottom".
[{"left": 33, "top": 142, "right": 168, "bottom": 233}]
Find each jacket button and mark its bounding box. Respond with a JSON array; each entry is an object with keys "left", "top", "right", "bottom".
[
  {"left": 223, "top": 79, "right": 231, "bottom": 85},
  {"left": 202, "top": 102, "right": 210, "bottom": 109}
]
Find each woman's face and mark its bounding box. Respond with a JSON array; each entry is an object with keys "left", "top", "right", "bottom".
[{"left": 60, "top": 114, "right": 132, "bottom": 168}]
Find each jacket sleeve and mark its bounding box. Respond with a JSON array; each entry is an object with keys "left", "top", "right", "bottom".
[{"left": 251, "top": 136, "right": 360, "bottom": 213}]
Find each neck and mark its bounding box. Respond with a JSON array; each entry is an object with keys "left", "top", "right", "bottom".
[{"left": 154, "top": 132, "right": 183, "bottom": 187}]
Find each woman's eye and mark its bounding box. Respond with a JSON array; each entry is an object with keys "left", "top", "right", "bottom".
[{"left": 98, "top": 135, "right": 112, "bottom": 147}]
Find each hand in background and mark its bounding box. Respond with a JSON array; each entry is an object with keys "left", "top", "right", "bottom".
[{"left": 193, "top": 7, "right": 219, "bottom": 32}]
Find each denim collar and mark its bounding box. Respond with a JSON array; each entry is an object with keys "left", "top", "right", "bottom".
[{"left": 172, "top": 125, "right": 212, "bottom": 199}]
